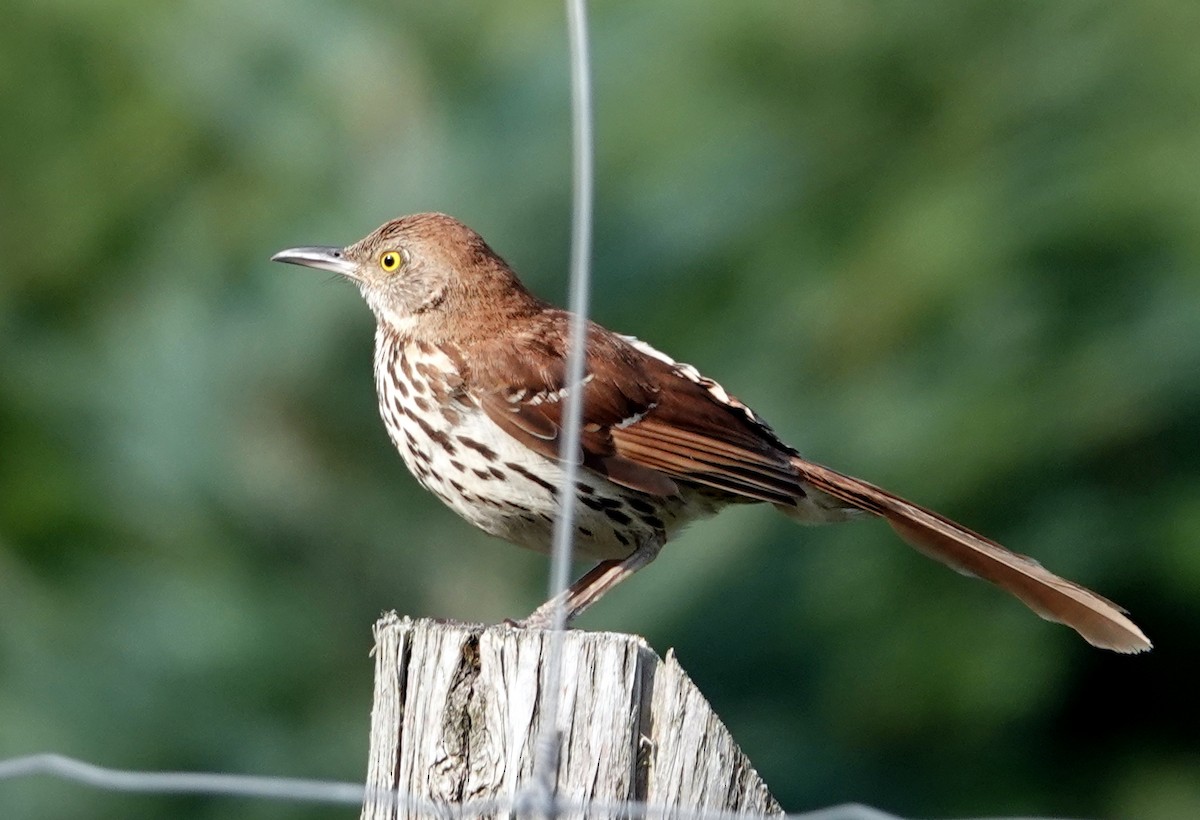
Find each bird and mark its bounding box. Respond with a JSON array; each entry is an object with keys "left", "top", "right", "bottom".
[{"left": 272, "top": 212, "right": 1150, "bottom": 653}]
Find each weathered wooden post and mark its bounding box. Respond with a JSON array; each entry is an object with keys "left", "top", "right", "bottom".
[{"left": 362, "top": 613, "right": 781, "bottom": 819}]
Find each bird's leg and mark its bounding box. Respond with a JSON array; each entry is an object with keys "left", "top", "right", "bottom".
[{"left": 518, "top": 538, "right": 664, "bottom": 629}]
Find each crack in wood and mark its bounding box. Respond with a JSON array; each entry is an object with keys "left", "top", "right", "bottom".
[
  {"left": 633, "top": 643, "right": 657, "bottom": 802},
  {"left": 392, "top": 622, "right": 414, "bottom": 800},
  {"left": 432, "top": 632, "right": 484, "bottom": 803}
]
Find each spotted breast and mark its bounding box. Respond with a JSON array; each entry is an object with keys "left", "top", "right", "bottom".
[{"left": 373, "top": 327, "right": 712, "bottom": 561}]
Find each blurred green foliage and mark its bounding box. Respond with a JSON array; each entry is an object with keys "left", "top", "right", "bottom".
[{"left": 2, "top": 1, "right": 1199, "bottom": 818}]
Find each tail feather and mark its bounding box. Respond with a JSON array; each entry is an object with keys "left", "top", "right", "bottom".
[{"left": 792, "top": 458, "right": 1151, "bottom": 654}]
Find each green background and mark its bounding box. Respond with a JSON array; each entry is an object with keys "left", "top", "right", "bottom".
[{"left": 3, "top": 2, "right": 1198, "bottom": 818}]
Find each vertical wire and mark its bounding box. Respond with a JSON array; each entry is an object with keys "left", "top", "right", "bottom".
[{"left": 530, "top": 0, "right": 593, "bottom": 810}]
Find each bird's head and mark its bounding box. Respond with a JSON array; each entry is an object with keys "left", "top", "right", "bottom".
[{"left": 272, "top": 212, "right": 533, "bottom": 336}]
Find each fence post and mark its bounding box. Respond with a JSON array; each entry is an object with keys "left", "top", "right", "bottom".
[{"left": 362, "top": 613, "right": 781, "bottom": 819}]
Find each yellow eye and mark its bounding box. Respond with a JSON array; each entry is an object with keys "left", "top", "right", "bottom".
[{"left": 379, "top": 250, "right": 404, "bottom": 272}]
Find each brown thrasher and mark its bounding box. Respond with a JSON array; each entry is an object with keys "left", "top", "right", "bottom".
[{"left": 273, "top": 213, "right": 1149, "bottom": 652}]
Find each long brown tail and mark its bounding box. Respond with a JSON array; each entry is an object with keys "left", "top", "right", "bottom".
[{"left": 791, "top": 458, "right": 1151, "bottom": 653}]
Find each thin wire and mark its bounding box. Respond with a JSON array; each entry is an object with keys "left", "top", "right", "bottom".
[
  {"left": 531, "top": 0, "right": 594, "bottom": 806},
  {"left": 0, "top": 754, "right": 364, "bottom": 805},
  {"left": 1, "top": 754, "right": 919, "bottom": 820},
  {"left": 548, "top": 0, "right": 594, "bottom": 635},
  {"left": 0, "top": 752, "right": 1093, "bottom": 820}
]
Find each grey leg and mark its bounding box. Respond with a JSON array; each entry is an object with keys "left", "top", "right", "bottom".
[{"left": 518, "top": 538, "right": 664, "bottom": 628}]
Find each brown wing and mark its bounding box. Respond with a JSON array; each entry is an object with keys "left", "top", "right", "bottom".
[
  {"left": 466, "top": 314, "right": 1150, "bottom": 653},
  {"left": 465, "top": 313, "right": 812, "bottom": 506}
]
